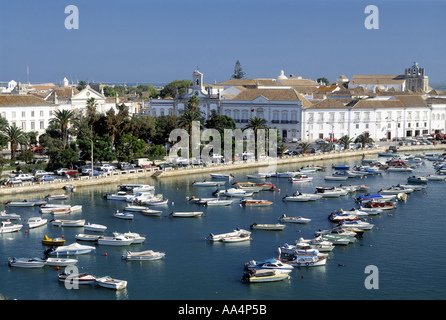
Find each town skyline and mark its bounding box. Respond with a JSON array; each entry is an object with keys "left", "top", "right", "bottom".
[{"left": 1, "top": 0, "right": 445, "bottom": 86}]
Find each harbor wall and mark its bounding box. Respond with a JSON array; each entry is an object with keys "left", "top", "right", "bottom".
[{"left": 0, "top": 145, "right": 444, "bottom": 196}]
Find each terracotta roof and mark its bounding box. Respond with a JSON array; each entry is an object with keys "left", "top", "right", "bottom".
[
  {"left": 232, "top": 88, "right": 310, "bottom": 103},
  {"left": 395, "top": 95, "right": 428, "bottom": 108},
  {"left": 305, "top": 98, "right": 353, "bottom": 109},
  {"left": 0, "top": 94, "right": 52, "bottom": 106},
  {"left": 350, "top": 75, "right": 406, "bottom": 85},
  {"left": 276, "top": 78, "right": 319, "bottom": 86},
  {"left": 346, "top": 99, "right": 405, "bottom": 109}
]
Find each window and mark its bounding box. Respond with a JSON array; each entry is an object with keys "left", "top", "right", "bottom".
[
  {"left": 12, "top": 111, "right": 16, "bottom": 118},
  {"left": 31, "top": 122, "right": 35, "bottom": 130},
  {"left": 31, "top": 111, "right": 35, "bottom": 117},
  {"left": 40, "top": 111, "right": 44, "bottom": 117},
  {"left": 22, "top": 111, "right": 25, "bottom": 117},
  {"left": 40, "top": 121, "right": 44, "bottom": 129}
]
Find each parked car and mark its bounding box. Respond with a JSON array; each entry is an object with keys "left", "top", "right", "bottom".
[
  {"left": 140, "top": 165, "right": 156, "bottom": 169},
  {"left": 158, "top": 163, "right": 173, "bottom": 169},
  {"left": 15, "top": 174, "right": 34, "bottom": 182},
  {"left": 1, "top": 178, "right": 22, "bottom": 186},
  {"left": 33, "top": 169, "right": 48, "bottom": 177},
  {"left": 54, "top": 168, "right": 69, "bottom": 175},
  {"left": 39, "top": 175, "right": 56, "bottom": 182}
]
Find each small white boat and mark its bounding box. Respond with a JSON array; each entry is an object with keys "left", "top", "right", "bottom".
[
  {"left": 245, "top": 258, "right": 293, "bottom": 274},
  {"left": 282, "top": 194, "right": 314, "bottom": 202},
  {"left": 279, "top": 214, "right": 311, "bottom": 224},
  {"left": 379, "top": 187, "right": 413, "bottom": 195},
  {"left": 124, "top": 205, "right": 149, "bottom": 212},
  {"left": 281, "top": 253, "right": 328, "bottom": 267},
  {"left": 275, "top": 172, "right": 295, "bottom": 178},
  {"left": 386, "top": 166, "right": 413, "bottom": 172},
  {"left": 203, "top": 199, "right": 233, "bottom": 206},
  {"left": 205, "top": 228, "right": 251, "bottom": 241},
  {"left": 122, "top": 250, "right": 165, "bottom": 261},
  {"left": 113, "top": 231, "right": 146, "bottom": 244},
  {"left": 169, "top": 211, "right": 203, "bottom": 218},
  {"left": 46, "top": 243, "right": 96, "bottom": 256},
  {"left": 192, "top": 181, "right": 226, "bottom": 187},
  {"left": 407, "top": 176, "right": 428, "bottom": 184},
  {"left": 58, "top": 272, "right": 96, "bottom": 285},
  {"left": 295, "top": 237, "right": 335, "bottom": 252},
  {"left": 45, "top": 194, "right": 70, "bottom": 200},
  {"left": 426, "top": 175, "right": 446, "bottom": 181},
  {"left": 46, "top": 257, "right": 78, "bottom": 266},
  {"left": 324, "top": 176, "right": 348, "bottom": 181},
  {"left": 141, "top": 209, "right": 163, "bottom": 216},
  {"left": 210, "top": 173, "right": 234, "bottom": 179},
  {"left": 95, "top": 276, "right": 127, "bottom": 290},
  {"left": 114, "top": 211, "right": 134, "bottom": 220},
  {"left": 51, "top": 219, "right": 85, "bottom": 227},
  {"left": 27, "top": 217, "right": 48, "bottom": 229},
  {"left": 50, "top": 208, "right": 71, "bottom": 215},
  {"left": 75, "top": 234, "right": 102, "bottom": 242},
  {"left": 40, "top": 204, "right": 72, "bottom": 213},
  {"left": 221, "top": 234, "right": 251, "bottom": 242},
  {"left": 84, "top": 222, "right": 107, "bottom": 232},
  {"left": 0, "top": 221, "right": 23, "bottom": 234},
  {"left": 0, "top": 211, "right": 21, "bottom": 220},
  {"left": 5, "top": 200, "right": 36, "bottom": 207},
  {"left": 105, "top": 191, "right": 129, "bottom": 200},
  {"left": 246, "top": 173, "right": 267, "bottom": 179},
  {"left": 8, "top": 257, "right": 47, "bottom": 268},
  {"left": 98, "top": 235, "right": 134, "bottom": 246},
  {"left": 120, "top": 184, "right": 155, "bottom": 192},
  {"left": 339, "top": 220, "right": 374, "bottom": 230},
  {"left": 250, "top": 223, "right": 285, "bottom": 231},
  {"left": 144, "top": 198, "right": 168, "bottom": 206},
  {"left": 70, "top": 205, "right": 82, "bottom": 212},
  {"left": 125, "top": 192, "right": 157, "bottom": 203},
  {"left": 289, "top": 175, "right": 313, "bottom": 183},
  {"left": 241, "top": 269, "right": 290, "bottom": 283},
  {"left": 214, "top": 188, "right": 253, "bottom": 197}
]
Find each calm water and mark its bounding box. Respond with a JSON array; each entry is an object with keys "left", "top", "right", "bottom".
[{"left": 1, "top": 153, "right": 445, "bottom": 301}]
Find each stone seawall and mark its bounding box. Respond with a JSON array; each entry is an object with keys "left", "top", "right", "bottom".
[{"left": 1, "top": 144, "right": 443, "bottom": 196}]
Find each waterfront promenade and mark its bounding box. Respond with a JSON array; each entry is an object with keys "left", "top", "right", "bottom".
[{"left": 1, "top": 144, "right": 444, "bottom": 196}]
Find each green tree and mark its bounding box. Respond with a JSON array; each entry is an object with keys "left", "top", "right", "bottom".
[
  {"left": 355, "top": 132, "right": 374, "bottom": 148},
  {"left": 205, "top": 110, "right": 236, "bottom": 134},
  {"left": 277, "top": 143, "right": 288, "bottom": 157},
  {"left": 317, "top": 77, "right": 329, "bottom": 86},
  {"left": 231, "top": 60, "right": 246, "bottom": 79},
  {"left": 19, "top": 149, "right": 34, "bottom": 164},
  {"left": 148, "top": 144, "right": 166, "bottom": 157},
  {"left": 243, "top": 117, "right": 268, "bottom": 159},
  {"left": 86, "top": 97, "right": 99, "bottom": 130},
  {"left": 297, "top": 141, "right": 312, "bottom": 154},
  {"left": 2, "top": 125, "right": 28, "bottom": 159},
  {"left": 76, "top": 80, "right": 87, "bottom": 91},
  {"left": 160, "top": 79, "right": 193, "bottom": 98},
  {"left": 50, "top": 109, "right": 75, "bottom": 147},
  {"left": 78, "top": 135, "right": 116, "bottom": 163},
  {"left": 339, "top": 135, "right": 354, "bottom": 150},
  {"left": 115, "top": 134, "right": 147, "bottom": 162},
  {"left": 103, "top": 86, "right": 117, "bottom": 97},
  {"left": 152, "top": 115, "right": 178, "bottom": 145}
]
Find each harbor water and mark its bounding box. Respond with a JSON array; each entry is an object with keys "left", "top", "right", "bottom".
[{"left": 1, "top": 153, "right": 445, "bottom": 301}]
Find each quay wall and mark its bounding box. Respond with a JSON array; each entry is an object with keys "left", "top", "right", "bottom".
[{"left": 1, "top": 145, "right": 444, "bottom": 196}]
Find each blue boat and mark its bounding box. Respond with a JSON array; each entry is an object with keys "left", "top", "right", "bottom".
[{"left": 332, "top": 164, "right": 349, "bottom": 170}]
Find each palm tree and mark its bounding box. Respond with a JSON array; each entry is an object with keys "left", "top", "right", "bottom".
[
  {"left": 3, "top": 125, "right": 28, "bottom": 159},
  {"left": 355, "top": 132, "right": 374, "bottom": 148},
  {"left": 177, "top": 109, "right": 204, "bottom": 157},
  {"left": 297, "top": 141, "right": 312, "bottom": 154},
  {"left": 339, "top": 135, "right": 354, "bottom": 150},
  {"left": 50, "top": 109, "right": 74, "bottom": 147},
  {"left": 244, "top": 117, "right": 268, "bottom": 159},
  {"left": 86, "top": 97, "right": 99, "bottom": 129}
]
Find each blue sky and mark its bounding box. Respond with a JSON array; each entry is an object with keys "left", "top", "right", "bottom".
[{"left": 1, "top": 0, "right": 445, "bottom": 86}]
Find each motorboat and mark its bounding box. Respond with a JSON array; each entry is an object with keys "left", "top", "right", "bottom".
[
  {"left": 275, "top": 172, "right": 295, "bottom": 178},
  {"left": 399, "top": 184, "right": 426, "bottom": 191},
  {"left": 241, "top": 269, "right": 290, "bottom": 283},
  {"left": 282, "top": 192, "right": 322, "bottom": 202},
  {"left": 105, "top": 191, "right": 129, "bottom": 200},
  {"left": 361, "top": 201, "right": 395, "bottom": 210},
  {"left": 289, "top": 175, "right": 313, "bottom": 183},
  {"left": 42, "top": 235, "right": 65, "bottom": 246},
  {"left": 332, "top": 164, "right": 349, "bottom": 170},
  {"left": 45, "top": 243, "right": 96, "bottom": 256},
  {"left": 202, "top": 199, "right": 233, "bottom": 206},
  {"left": 75, "top": 233, "right": 102, "bottom": 242},
  {"left": 58, "top": 272, "right": 96, "bottom": 285},
  {"left": 141, "top": 209, "right": 163, "bottom": 216},
  {"left": 234, "top": 185, "right": 263, "bottom": 192},
  {"left": 407, "top": 176, "right": 428, "bottom": 184},
  {"left": 45, "top": 194, "right": 70, "bottom": 200},
  {"left": 315, "top": 227, "right": 362, "bottom": 238},
  {"left": 192, "top": 181, "right": 226, "bottom": 187},
  {"left": 315, "top": 187, "right": 347, "bottom": 198},
  {"left": 246, "top": 173, "right": 268, "bottom": 179},
  {"left": 240, "top": 199, "right": 272, "bottom": 207},
  {"left": 123, "top": 205, "right": 147, "bottom": 212},
  {"left": 143, "top": 198, "right": 168, "bottom": 206},
  {"left": 84, "top": 222, "right": 107, "bottom": 232},
  {"left": 27, "top": 217, "right": 47, "bottom": 229},
  {"left": 324, "top": 176, "right": 348, "bottom": 181},
  {"left": 279, "top": 214, "right": 311, "bottom": 224},
  {"left": 205, "top": 228, "right": 251, "bottom": 241},
  {"left": 188, "top": 196, "right": 215, "bottom": 204},
  {"left": 63, "top": 184, "right": 76, "bottom": 192},
  {"left": 169, "top": 211, "right": 203, "bottom": 218},
  {"left": 70, "top": 205, "right": 82, "bottom": 213},
  {"left": 0, "top": 221, "right": 23, "bottom": 234},
  {"left": 244, "top": 258, "right": 293, "bottom": 274},
  {"left": 295, "top": 237, "right": 334, "bottom": 252},
  {"left": 280, "top": 244, "right": 328, "bottom": 267},
  {"left": 51, "top": 219, "right": 85, "bottom": 227},
  {"left": 213, "top": 188, "right": 253, "bottom": 198},
  {"left": 328, "top": 211, "right": 360, "bottom": 222},
  {"left": 45, "top": 258, "right": 78, "bottom": 266},
  {"left": 221, "top": 234, "right": 251, "bottom": 242},
  {"left": 426, "top": 174, "right": 446, "bottom": 181},
  {"left": 338, "top": 220, "right": 374, "bottom": 230},
  {"left": 234, "top": 182, "right": 275, "bottom": 191},
  {"left": 113, "top": 211, "right": 134, "bottom": 220},
  {"left": 125, "top": 192, "right": 157, "bottom": 203},
  {"left": 50, "top": 208, "right": 71, "bottom": 215},
  {"left": 119, "top": 184, "right": 155, "bottom": 192},
  {"left": 97, "top": 235, "right": 134, "bottom": 246},
  {"left": 95, "top": 276, "right": 127, "bottom": 290},
  {"left": 250, "top": 223, "right": 285, "bottom": 231},
  {"left": 379, "top": 186, "right": 413, "bottom": 195},
  {"left": 0, "top": 211, "right": 21, "bottom": 220},
  {"left": 122, "top": 250, "right": 165, "bottom": 261},
  {"left": 210, "top": 173, "right": 234, "bottom": 179},
  {"left": 5, "top": 200, "right": 36, "bottom": 207},
  {"left": 8, "top": 257, "right": 47, "bottom": 268},
  {"left": 112, "top": 231, "right": 146, "bottom": 244},
  {"left": 333, "top": 170, "right": 365, "bottom": 178},
  {"left": 355, "top": 194, "right": 396, "bottom": 203},
  {"left": 386, "top": 166, "right": 413, "bottom": 172},
  {"left": 40, "top": 204, "right": 72, "bottom": 213}
]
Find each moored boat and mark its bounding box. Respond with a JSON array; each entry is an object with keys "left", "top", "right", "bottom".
[
  {"left": 122, "top": 250, "right": 165, "bottom": 261},
  {"left": 244, "top": 258, "right": 293, "bottom": 274},
  {"left": 169, "top": 211, "right": 203, "bottom": 218},
  {"left": 250, "top": 223, "right": 285, "bottom": 231},
  {"left": 221, "top": 234, "right": 251, "bottom": 242},
  {"left": 0, "top": 211, "right": 21, "bottom": 220},
  {"left": 210, "top": 173, "right": 234, "bottom": 179},
  {"left": 241, "top": 269, "right": 290, "bottom": 283},
  {"left": 279, "top": 214, "right": 311, "bottom": 224},
  {"left": 95, "top": 276, "right": 127, "bottom": 290},
  {"left": 84, "top": 222, "right": 107, "bottom": 232},
  {"left": 58, "top": 272, "right": 96, "bottom": 285},
  {"left": 51, "top": 219, "right": 85, "bottom": 227},
  {"left": 42, "top": 235, "right": 65, "bottom": 246},
  {"left": 27, "top": 217, "right": 47, "bottom": 229},
  {"left": 45, "top": 243, "right": 96, "bottom": 256},
  {"left": 205, "top": 228, "right": 251, "bottom": 241},
  {"left": 113, "top": 210, "right": 134, "bottom": 220},
  {"left": 0, "top": 221, "right": 23, "bottom": 234},
  {"left": 240, "top": 199, "right": 272, "bottom": 207},
  {"left": 45, "top": 257, "right": 78, "bottom": 266},
  {"left": 8, "top": 257, "right": 46, "bottom": 268},
  {"left": 45, "top": 194, "right": 70, "bottom": 200},
  {"left": 141, "top": 209, "right": 163, "bottom": 216},
  {"left": 97, "top": 235, "right": 134, "bottom": 246},
  {"left": 192, "top": 181, "right": 226, "bottom": 187}
]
